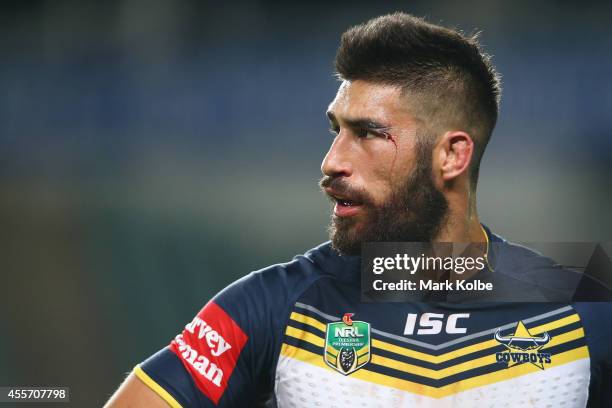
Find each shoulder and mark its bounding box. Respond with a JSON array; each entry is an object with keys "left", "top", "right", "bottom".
[
  {"left": 573, "top": 302, "right": 612, "bottom": 329},
  {"left": 207, "top": 241, "right": 354, "bottom": 335},
  {"left": 573, "top": 302, "right": 612, "bottom": 363},
  {"left": 487, "top": 229, "right": 563, "bottom": 272},
  {"left": 487, "top": 230, "right": 578, "bottom": 297},
  {"left": 136, "top": 242, "right": 343, "bottom": 407},
  {"left": 213, "top": 242, "right": 337, "bottom": 314},
  {"left": 486, "top": 227, "right": 612, "bottom": 301}
]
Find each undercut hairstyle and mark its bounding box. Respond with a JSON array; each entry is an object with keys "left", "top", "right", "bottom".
[{"left": 335, "top": 12, "right": 501, "bottom": 187}]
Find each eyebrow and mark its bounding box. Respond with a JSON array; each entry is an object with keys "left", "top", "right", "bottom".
[{"left": 326, "top": 111, "right": 391, "bottom": 132}]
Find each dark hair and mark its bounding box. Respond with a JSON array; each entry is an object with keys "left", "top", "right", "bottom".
[{"left": 335, "top": 12, "right": 501, "bottom": 187}]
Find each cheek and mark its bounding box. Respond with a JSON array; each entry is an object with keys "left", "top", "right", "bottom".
[
  {"left": 357, "top": 145, "right": 398, "bottom": 203},
  {"left": 365, "top": 140, "right": 398, "bottom": 173},
  {"left": 366, "top": 174, "right": 395, "bottom": 207},
  {"left": 388, "top": 143, "right": 420, "bottom": 187}
]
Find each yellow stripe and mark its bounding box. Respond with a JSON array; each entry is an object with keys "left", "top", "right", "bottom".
[
  {"left": 285, "top": 326, "right": 324, "bottom": 347},
  {"left": 370, "top": 327, "right": 585, "bottom": 380},
  {"left": 542, "top": 327, "right": 585, "bottom": 350},
  {"left": 286, "top": 324, "right": 585, "bottom": 379},
  {"left": 280, "top": 343, "right": 589, "bottom": 398},
  {"left": 326, "top": 345, "right": 338, "bottom": 357},
  {"left": 481, "top": 224, "right": 495, "bottom": 272},
  {"left": 290, "top": 311, "right": 582, "bottom": 364},
  {"left": 133, "top": 365, "right": 183, "bottom": 408},
  {"left": 357, "top": 355, "right": 370, "bottom": 366},
  {"left": 290, "top": 312, "right": 327, "bottom": 332},
  {"left": 372, "top": 313, "right": 582, "bottom": 364},
  {"left": 534, "top": 313, "right": 580, "bottom": 334}
]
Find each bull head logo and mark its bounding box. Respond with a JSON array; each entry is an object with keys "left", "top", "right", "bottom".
[{"left": 494, "top": 327, "right": 550, "bottom": 351}]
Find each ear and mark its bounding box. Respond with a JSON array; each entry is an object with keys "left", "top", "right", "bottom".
[{"left": 435, "top": 130, "right": 474, "bottom": 182}]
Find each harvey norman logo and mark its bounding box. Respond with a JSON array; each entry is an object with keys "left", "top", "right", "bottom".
[
  {"left": 171, "top": 302, "right": 248, "bottom": 404},
  {"left": 175, "top": 315, "right": 233, "bottom": 387},
  {"left": 185, "top": 316, "right": 232, "bottom": 357},
  {"left": 175, "top": 333, "right": 224, "bottom": 386}
]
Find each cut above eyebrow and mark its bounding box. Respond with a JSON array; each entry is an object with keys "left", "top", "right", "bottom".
[{"left": 326, "top": 111, "right": 390, "bottom": 131}]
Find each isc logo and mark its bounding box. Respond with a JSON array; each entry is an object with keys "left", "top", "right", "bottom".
[{"left": 404, "top": 313, "right": 470, "bottom": 335}]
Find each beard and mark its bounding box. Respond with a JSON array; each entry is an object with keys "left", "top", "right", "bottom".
[{"left": 320, "top": 139, "right": 449, "bottom": 256}]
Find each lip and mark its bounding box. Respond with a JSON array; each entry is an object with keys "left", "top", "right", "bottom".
[
  {"left": 334, "top": 201, "right": 363, "bottom": 217},
  {"left": 325, "top": 187, "right": 364, "bottom": 218}
]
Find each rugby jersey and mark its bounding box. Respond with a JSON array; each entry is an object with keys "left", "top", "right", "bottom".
[{"left": 136, "top": 228, "right": 612, "bottom": 407}]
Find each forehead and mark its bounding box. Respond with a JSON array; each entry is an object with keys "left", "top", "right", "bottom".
[{"left": 327, "top": 80, "right": 415, "bottom": 125}]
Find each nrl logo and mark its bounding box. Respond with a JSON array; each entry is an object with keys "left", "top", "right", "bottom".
[
  {"left": 324, "top": 313, "right": 371, "bottom": 375},
  {"left": 494, "top": 321, "right": 552, "bottom": 370}
]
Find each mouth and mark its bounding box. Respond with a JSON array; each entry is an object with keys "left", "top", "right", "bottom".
[{"left": 325, "top": 188, "right": 364, "bottom": 218}]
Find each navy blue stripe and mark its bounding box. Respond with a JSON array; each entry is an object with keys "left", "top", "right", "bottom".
[
  {"left": 284, "top": 334, "right": 487, "bottom": 387},
  {"left": 370, "top": 337, "right": 587, "bottom": 388},
  {"left": 287, "top": 314, "right": 583, "bottom": 371},
  {"left": 362, "top": 319, "right": 582, "bottom": 371},
  {"left": 283, "top": 332, "right": 588, "bottom": 389},
  {"left": 286, "top": 318, "right": 326, "bottom": 336},
  {"left": 543, "top": 336, "right": 588, "bottom": 356},
  {"left": 291, "top": 305, "right": 579, "bottom": 356},
  {"left": 290, "top": 306, "right": 333, "bottom": 324},
  {"left": 372, "top": 343, "right": 506, "bottom": 370},
  {"left": 283, "top": 333, "right": 323, "bottom": 355}
]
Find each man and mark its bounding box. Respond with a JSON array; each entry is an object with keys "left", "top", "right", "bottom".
[{"left": 105, "top": 13, "right": 611, "bottom": 407}]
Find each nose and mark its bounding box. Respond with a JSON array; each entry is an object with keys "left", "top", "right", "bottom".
[{"left": 321, "top": 133, "right": 353, "bottom": 178}]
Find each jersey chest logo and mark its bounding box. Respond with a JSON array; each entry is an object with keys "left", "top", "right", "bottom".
[
  {"left": 494, "top": 320, "right": 552, "bottom": 370},
  {"left": 324, "top": 313, "right": 371, "bottom": 375}
]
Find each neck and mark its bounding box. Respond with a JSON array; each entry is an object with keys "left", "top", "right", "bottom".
[
  {"left": 430, "top": 193, "right": 488, "bottom": 281},
  {"left": 434, "top": 187, "right": 484, "bottom": 244}
]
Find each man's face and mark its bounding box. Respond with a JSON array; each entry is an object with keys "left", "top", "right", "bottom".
[{"left": 320, "top": 80, "right": 449, "bottom": 255}]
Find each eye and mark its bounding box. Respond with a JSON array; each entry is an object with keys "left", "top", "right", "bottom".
[
  {"left": 328, "top": 126, "right": 340, "bottom": 137},
  {"left": 356, "top": 128, "right": 378, "bottom": 140}
]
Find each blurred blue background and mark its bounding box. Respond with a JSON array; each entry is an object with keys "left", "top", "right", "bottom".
[{"left": 1, "top": 0, "right": 611, "bottom": 406}]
